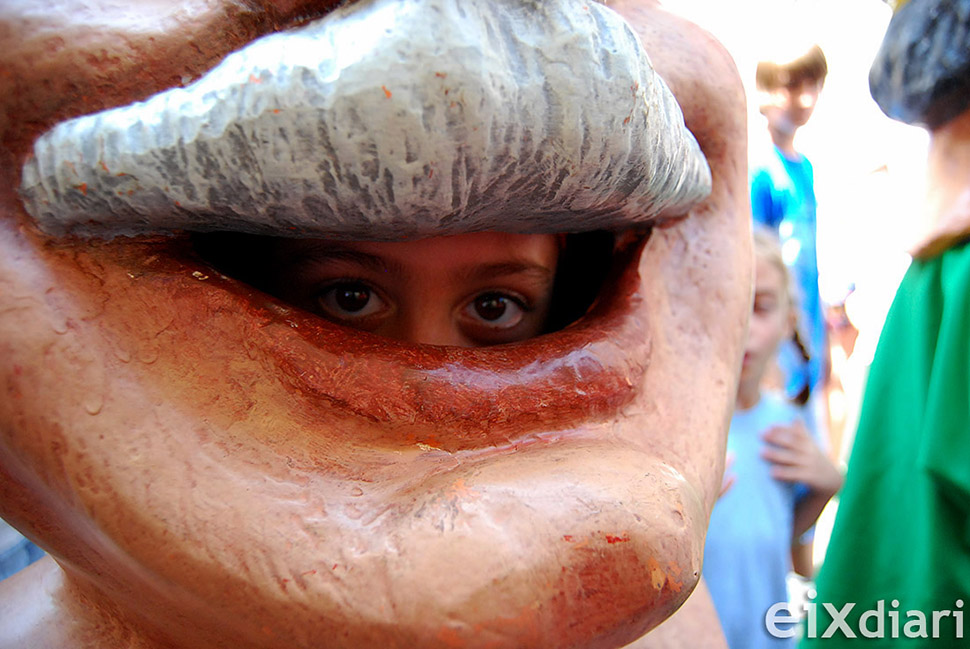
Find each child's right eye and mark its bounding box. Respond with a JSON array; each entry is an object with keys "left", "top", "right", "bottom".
[
  {"left": 316, "top": 281, "right": 387, "bottom": 320},
  {"left": 467, "top": 292, "right": 528, "bottom": 328}
]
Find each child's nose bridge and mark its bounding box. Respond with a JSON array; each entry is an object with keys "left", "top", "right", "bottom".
[{"left": 395, "top": 304, "right": 468, "bottom": 347}]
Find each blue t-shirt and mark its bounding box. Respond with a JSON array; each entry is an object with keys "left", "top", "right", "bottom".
[
  {"left": 703, "top": 393, "right": 805, "bottom": 649},
  {"left": 750, "top": 147, "right": 825, "bottom": 397},
  {"left": 0, "top": 518, "right": 44, "bottom": 580}
]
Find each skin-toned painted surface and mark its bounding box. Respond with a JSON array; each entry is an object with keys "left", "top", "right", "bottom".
[
  {"left": 611, "top": 4, "right": 748, "bottom": 646},
  {"left": 0, "top": 1, "right": 749, "bottom": 648}
]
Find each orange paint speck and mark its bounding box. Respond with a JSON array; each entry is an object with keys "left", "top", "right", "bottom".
[
  {"left": 447, "top": 478, "right": 474, "bottom": 498},
  {"left": 174, "top": 200, "right": 181, "bottom": 207},
  {"left": 273, "top": 109, "right": 280, "bottom": 114},
  {"left": 648, "top": 557, "right": 666, "bottom": 590},
  {"left": 100, "top": 160, "right": 109, "bottom": 172},
  {"left": 623, "top": 116, "right": 632, "bottom": 125},
  {"left": 75, "top": 183, "right": 87, "bottom": 195},
  {"left": 665, "top": 561, "right": 684, "bottom": 592},
  {"left": 382, "top": 85, "right": 392, "bottom": 99},
  {"left": 562, "top": 534, "right": 590, "bottom": 550},
  {"left": 435, "top": 72, "right": 447, "bottom": 78}
]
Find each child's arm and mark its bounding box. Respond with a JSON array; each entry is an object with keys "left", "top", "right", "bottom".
[{"left": 761, "top": 420, "right": 843, "bottom": 539}]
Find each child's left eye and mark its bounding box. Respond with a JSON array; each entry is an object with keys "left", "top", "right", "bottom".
[
  {"left": 465, "top": 293, "right": 527, "bottom": 329},
  {"left": 316, "top": 281, "right": 387, "bottom": 320}
]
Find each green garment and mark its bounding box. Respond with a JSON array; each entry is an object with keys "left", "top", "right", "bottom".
[{"left": 802, "top": 241, "right": 970, "bottom": 647}]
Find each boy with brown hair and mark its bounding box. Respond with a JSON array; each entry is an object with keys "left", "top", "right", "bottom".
[{"left": 750, "top": 43, "right": 829, "bottom": 417}]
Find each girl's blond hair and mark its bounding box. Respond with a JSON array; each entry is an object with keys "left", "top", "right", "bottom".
[{"left": 752, "top": 225, "right": 813, "bottom": 405}]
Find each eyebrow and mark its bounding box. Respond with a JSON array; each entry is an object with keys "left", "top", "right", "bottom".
[
  {"left": 277, "top": 243, "right": 405, "bottom": 276},
  {"left": 753, "top": 290, "right": 780, "bottom": 303},
  {"left": 277, "top": 242, "right": 554, "bottom": 284},
  {"left": 455, "top": 261, "right": 555, "bottom": 285}
]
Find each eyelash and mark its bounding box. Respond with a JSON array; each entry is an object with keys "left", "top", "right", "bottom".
[{"left": 314, "top": 279, "right": 387, "bottom": 318}]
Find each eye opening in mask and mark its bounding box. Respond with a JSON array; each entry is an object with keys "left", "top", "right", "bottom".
[{"left": 190, "top": 228, "right": 630, "bottom": 346}]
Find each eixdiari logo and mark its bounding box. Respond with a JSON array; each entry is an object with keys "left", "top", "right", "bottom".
[{"left": 766, "top": 591, "right": 966, "bottom": 640}]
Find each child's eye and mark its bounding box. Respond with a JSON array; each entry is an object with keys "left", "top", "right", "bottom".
[
  {"left": 464, "top": 292, "right": 527, "bottom": 329},
  {"left": 753, "top": 296, "right": 778, "bottom": 315},
  {"left": 316, "top": 281, "right": 386, "bottom": 319}
]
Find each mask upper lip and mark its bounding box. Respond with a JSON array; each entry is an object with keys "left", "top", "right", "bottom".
[{"left": 17, "top": 0, "right": 710, "bottom": 243}]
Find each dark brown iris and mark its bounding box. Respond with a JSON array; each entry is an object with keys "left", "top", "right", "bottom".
[
  {"left": 333, "top": 284, "right": 371, "bottom": 313},
  {"left": 474, "top": 294, "right": 509, "bottom": 321}
]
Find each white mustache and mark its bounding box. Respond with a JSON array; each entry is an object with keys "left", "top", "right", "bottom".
[{"left": 19, "top": 0, "right": 711, "bottom": 240}]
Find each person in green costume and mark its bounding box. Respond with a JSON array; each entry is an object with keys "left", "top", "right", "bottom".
[{"left": 801, "top": 0, "right": 970, "bottom": 646}]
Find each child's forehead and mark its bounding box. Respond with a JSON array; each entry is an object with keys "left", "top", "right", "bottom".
[
  {"left": 277, "top": 232, "right": 561, "bottom": 272},
  {"left": 354, "top": 231, "right": 557, "bottom": 250},
  {"left": 755, "top": 257, "right": 788, "bottom": 288}
]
